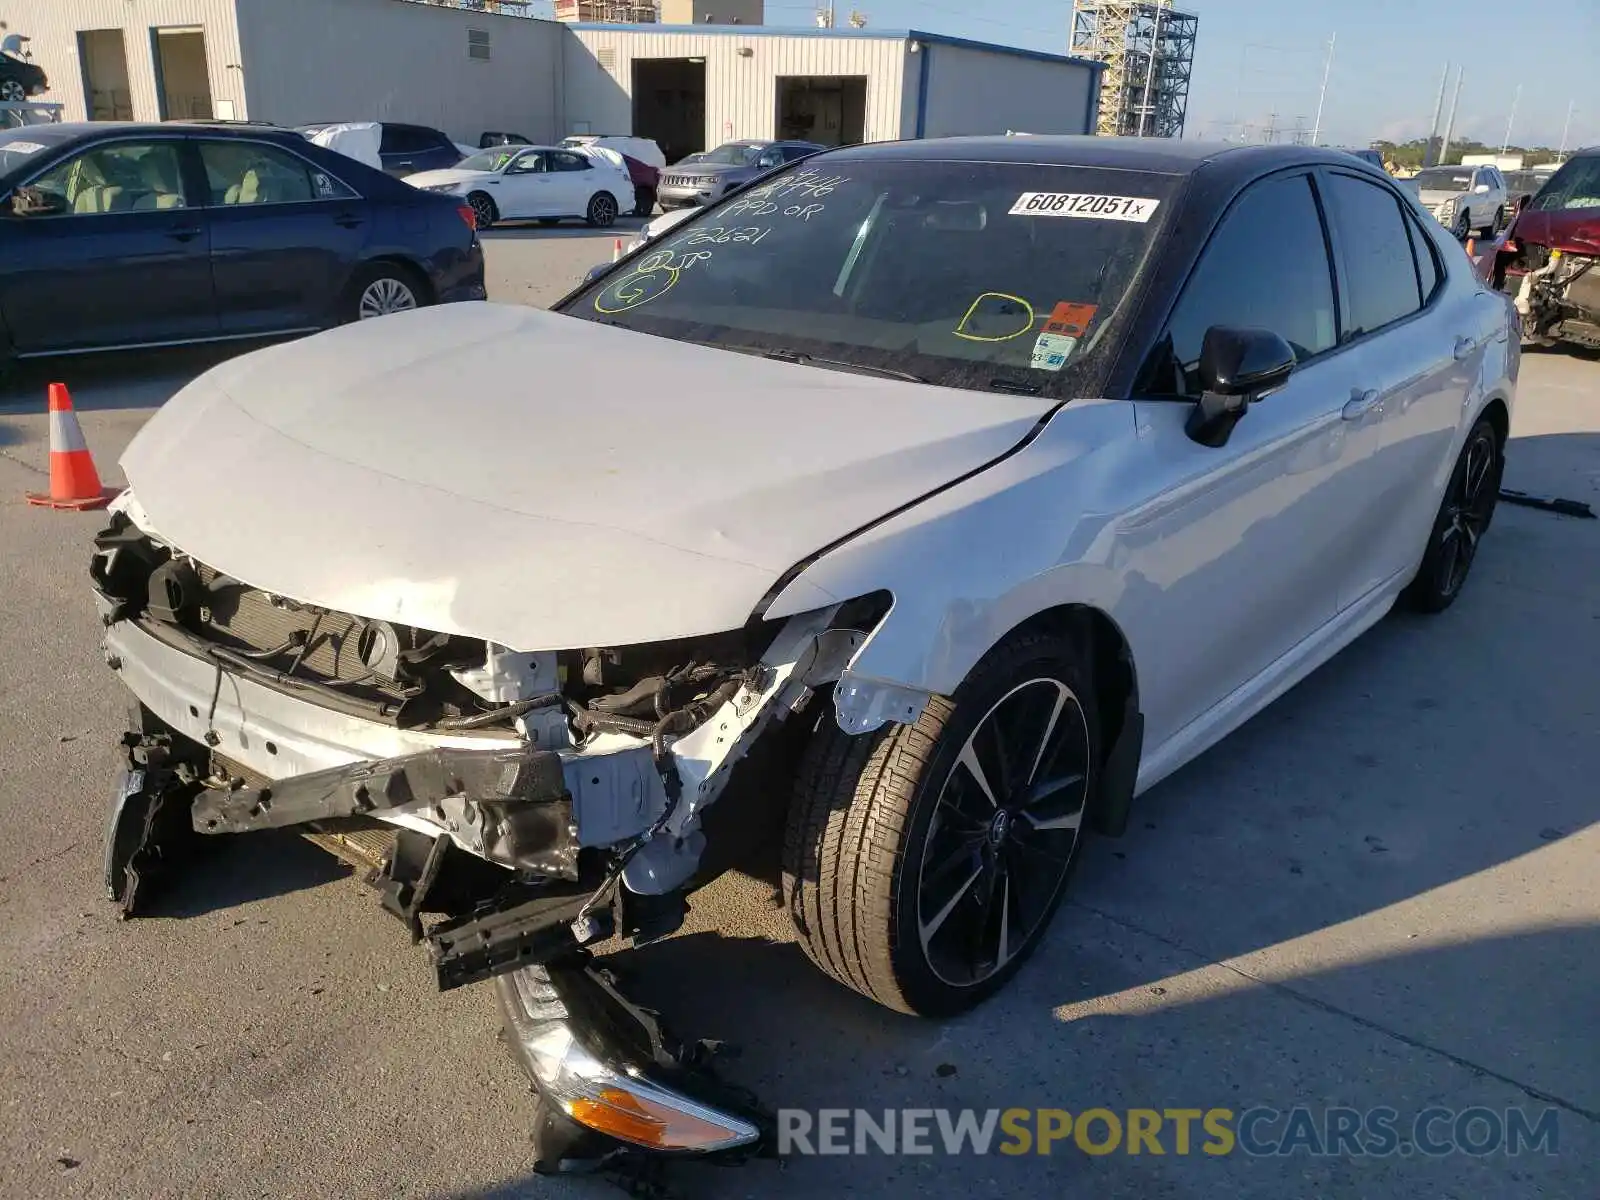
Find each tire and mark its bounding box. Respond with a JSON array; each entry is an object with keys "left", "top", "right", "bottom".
[
  {"left": 1479, "top": 207, "right": 1502, "bottom": 238},
  {"left": 783, "top": 630, "right": 1101, "bottom": 1017},
  {"left": 632, "top": 186, "right": 656, "bottom": 218},
  {"left": 1454, "top": 210, "right": 1473, "bottom": 240},
  {"left": 0, "top": 80, "right": 24, "bottom": 104},
  {"left": 586, "top": 191, "right": 619, "bottom": 228},
  {"left": 1401, "top": 416, "right": 1502, "bottom": 614},
  {"left": 466, "top": 191, "right": 498, "bottom": 230},
  {"left": 347, "top": 262, "right": 424, "bottom": 323}
]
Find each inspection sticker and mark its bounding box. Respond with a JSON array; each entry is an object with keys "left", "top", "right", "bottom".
[
  {"left": 2, "top": 141, "right": 47, "bottom": 155},
  {"left": 1009, "top": 193, "right": 1160, "bottom": 222},
  {"left": 1030, "top": 331, "right": 1078, "bottom": 372}
]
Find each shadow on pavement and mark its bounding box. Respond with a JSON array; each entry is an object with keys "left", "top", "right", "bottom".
[
  {"left": 138, "top": 829, "right": 350, "bottom": 919},
  {"left": 0, "top": 343, "right": 269, "bottom": 414},
  {"left": 480, "top": 218, "right": 645, "bottom": 243}
]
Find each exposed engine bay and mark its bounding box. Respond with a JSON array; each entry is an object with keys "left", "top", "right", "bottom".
[
  {"left": 93, "top": 508, "right": 886, "bottom": 992},
  {"left": 1497, "top": 242, "right": 1600, "bottom": 350}
]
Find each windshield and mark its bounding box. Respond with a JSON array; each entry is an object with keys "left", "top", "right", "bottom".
[
  {"left": 564, "top": 158, "right": 1180, "bottom": 395},
  {"left": 1413, "top": 168, "right": 1473, "bottom": 191},
  {"left": 458, "top": 149, "right": 517, "bottom": 172},
  {"left": 0, "top": 128, "right": 67, "bottom": 183},
  {"left": 1530, "top": 156, "right": 1600, "bottom": 212},
  {"left": 697, "top": 143, "right": 762, "bottom": 167}
]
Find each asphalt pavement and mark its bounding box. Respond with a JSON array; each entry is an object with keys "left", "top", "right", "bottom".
[{"left": 0, "top": 235, "right": 1595, "bottom": 1200}]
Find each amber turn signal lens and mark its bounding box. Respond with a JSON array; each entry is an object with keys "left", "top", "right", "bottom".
[{"left": 568, "top": 1086, "right": 747, "bottom": 1151}]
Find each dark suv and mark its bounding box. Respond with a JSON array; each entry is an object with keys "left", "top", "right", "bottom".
[
  {"left": 0, "top": 51, "right": 48, "bottom": 104},
  {"left": 300, "top": 122, "right": 463, "bottom": 177}
]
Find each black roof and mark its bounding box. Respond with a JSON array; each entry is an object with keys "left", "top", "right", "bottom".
[
  {"left": 823, "top": 135, "right": 1360, "bottom": 178},
  {"left": 15, "top": 120, "right": 298, "bottom": 141}
]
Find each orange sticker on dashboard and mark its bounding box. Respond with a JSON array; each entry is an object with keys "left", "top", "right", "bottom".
[{"left": 1045, "top": 302, "right": 1098, "bottom": 337}]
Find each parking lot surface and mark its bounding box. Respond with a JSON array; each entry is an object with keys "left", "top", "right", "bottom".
[{"left": 0, "top": 232, "right": 1595, "bottom": 1200}]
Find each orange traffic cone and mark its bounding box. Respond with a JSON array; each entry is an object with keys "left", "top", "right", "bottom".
[
  {"left": 1465, "top": 236, "right": 1477, "bottom": 258},
  {"left": 25, "top": 383, "right": 116, "bottom": 511},
  {"left": 612, "top": 237, "right": 624, "bottom": 262}
]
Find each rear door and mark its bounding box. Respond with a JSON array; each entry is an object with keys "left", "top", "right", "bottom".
[
  {"left": 197, "top": 138, "right": 369, "bottom": 333},
  {"left": 1127, "top": 170, "right": 1364, "bottom": 745},
  {"left": 1318, "top": 169, "right": 1466, "bottom": 607},
  {"left": 549, "top": 149, "right": 600, "bottom": 215},
  {"left": 0, "top": 136, "right": 215, "bottom": 353}
]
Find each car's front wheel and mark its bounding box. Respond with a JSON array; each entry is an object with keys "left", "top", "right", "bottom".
[
  {"left": 1402, "top": 415, "right": 1503, "bottom": 613},
  {"left": 0, "top": 80, "right": 24, "bottom": 103},
  {"left": 467, "top": 191, "right": 498, "bottom": 230},
  {"left": 586, "top": 191, "right": 619, "bottom": 228},
  {"left": 783, "top": 630, "right": 1100, "bottom": 1017},
  {"left": 1454, "top": 209, "right": 1473, "bottom": 240}
]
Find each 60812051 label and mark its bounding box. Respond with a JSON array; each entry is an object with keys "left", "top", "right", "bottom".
[{"left": 1008, "top": 193, "right": 1161, "bottom": 222}]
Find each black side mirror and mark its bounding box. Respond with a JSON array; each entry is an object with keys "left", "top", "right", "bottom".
[
  {"left": 1186, "top": 326, "right": 1296, "bottom": 447},
  {"left": 9, "top": 186, "right": 68, "bottom": 218}
]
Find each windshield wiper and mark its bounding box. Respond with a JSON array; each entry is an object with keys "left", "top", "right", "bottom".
[{"left": 758, "top": 350, "right": 929, "bottom": 384}]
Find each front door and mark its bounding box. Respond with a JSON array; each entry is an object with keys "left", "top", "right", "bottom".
[
  {"left": 197, "top": 139, "right": 369, "bottom": 333},
  {"left": 497, "top": 150, "right": 559, "bottom": 218},
  {"left": 1125, "top": 170, "right": 1366, "bottom": 748},
  {"left": 0, "top": 138, "right": 214, "bottom": 353}
]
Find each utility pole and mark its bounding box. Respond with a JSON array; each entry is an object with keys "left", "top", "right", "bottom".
[
  {"left": 1309, "top": 32, "right": 1336, "bottom": 146},
  {"left": 1265, "top": 111, "right": 1278, "bottom": 144},
  {"left": 1439, "top": 66, "right": 1464, "bottom": 165},
  {"left": 1425, "top": 64, "right": 1449, "bottom": 167},
  {"left": 1138, "top": 0, "right": 1170, "bottom": 137},
  {"left": 1499, "top": 83, "right": 1521, "bottom": 156},
  {"left": 1557, "top": 99, "right": 1575, "bottom": 161}
]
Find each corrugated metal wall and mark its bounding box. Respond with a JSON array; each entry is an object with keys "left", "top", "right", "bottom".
[
  {"left": 920, "top": 44, "right": 1096, "bottom": 138},
  {"left": 235, "top": 0, "right": 563, "bottom": 143},
  {"left": 0, "top": 0, "right": 248, "bottom": 123},
  {"left": 566, "top": 29, "right": 909, "bottom": 148}
]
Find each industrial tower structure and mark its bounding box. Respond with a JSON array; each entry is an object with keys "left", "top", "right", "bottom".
[{"left": 1069, "top": 1, "right": 1198, "bottom": 138}]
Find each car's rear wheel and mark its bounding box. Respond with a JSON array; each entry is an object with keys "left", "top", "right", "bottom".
[
  {"left": 0, "top": 80, "right": 24, "bottom": 103},
  {"left": 1480, "top": 207, "right": 1503, "bottom": 238},
  {"left": 348, "top": 263, "right": 424, "bottom": 322},
  {"left": 1402, "top": 415, "right": 1502, "bottom": 613},
  {"left": 467, "top": 191, "right": 498, "bottom": 230},
  {"left": 586, "top": 191, "right": 619, "bottom": 228},
  {"left": 632, "top": 186, "right": 656, "bottom": 218},
  {"left": 783, "top": 630, "right": 1100, "bottom": 1017}
]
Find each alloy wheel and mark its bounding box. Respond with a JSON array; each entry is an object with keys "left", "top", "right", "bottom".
[
  {"left": 1435, "top": 428, "right": 1498, "bottom": 599},
  {"left": 357, "top": 277, "right": 418, "bottom": 320},
  {"left": 916, "top": 677, "right": 1090, "bottom": 988},
  {"left": 590, "top": 194, "right": 617, "bottom": 227},
  {"left": 468, "top": 193, "right": 496, "bottom": 229},
  {"left": 0, "top": 80, "right": 24, "bottom": 103}
]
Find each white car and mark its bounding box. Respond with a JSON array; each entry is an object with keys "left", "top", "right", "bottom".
[
  {"left": 404, "top": 144, "right": 631, "bottom": 229},
  {"left": 98, "top": 138, "right": 1515, "bottom": 1170},
  {"left": 1414, "top": 163, "right": 1509, "bottom": 239}
]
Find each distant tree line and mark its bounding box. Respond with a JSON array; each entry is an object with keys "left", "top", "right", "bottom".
[{"left": 1373, "top": 137, "right": 1567, "bottom": 171}]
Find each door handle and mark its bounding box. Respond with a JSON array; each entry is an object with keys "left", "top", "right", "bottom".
[
  {"left": 166, "top": 225, "right": 203, "bottom": 243},
  {"left": 333, "top": 213, "right": 364, "bottom": 229},
  {"left": 1453, "top": 335, "right": 1476, "bottom": 361},
  {"left": 1342, "top": 389, "right": 1381, "bottom": 421}
]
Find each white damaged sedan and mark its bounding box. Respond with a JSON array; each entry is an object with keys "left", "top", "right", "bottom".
[{"left": 95, "top": 137, "right": 1516, "bottom": 1172}]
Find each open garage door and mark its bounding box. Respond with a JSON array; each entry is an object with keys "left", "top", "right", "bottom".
[
  {"left": 632, "top": 58, "right": 705, "bottom": 165},
  {"left": 776, "top": 76, "right": 866, "bottom": 147}
]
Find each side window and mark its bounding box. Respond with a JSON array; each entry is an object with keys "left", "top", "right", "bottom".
[
  {"left": 783, "top": 145, "right": 815, "bottom": 162},
  {"left": 508, "top": 151, "right": 547, "bottom": 174},
  {"left": 1157, "top": 173, "right": 1337, "bottom": 394},
  {"left": 1404, "top": 209, "right": 1442, "bottom": 303},
  {"left": 755, "top": 148, "right": 785, "bottom": 169},
  {"left": 1324, "top": 173, "right": 1423, "bottom": 337},
  {"left": 550, "top": 151, "right": 592, "bottom": 172},
  {"left": 28, "top": 141, "right": 187, "bottom": 215},
  {"left": 199, "top": 141, "right": 352, "bottom": 205},
  {"left": 379, "top": 126, "right": 425, "bottom": 155}
]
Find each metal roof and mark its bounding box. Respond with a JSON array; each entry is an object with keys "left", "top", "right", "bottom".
[{"left": 565, "top": 24, "right": 1106, "bottom": 74}]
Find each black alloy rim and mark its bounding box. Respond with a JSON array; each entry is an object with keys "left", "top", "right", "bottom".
[
  {"left": 916, "top": 677, "right": 1090, "bottom": 987},
  {"left": 1437, "top": 429, "right": 1497, "bottom": 598}
]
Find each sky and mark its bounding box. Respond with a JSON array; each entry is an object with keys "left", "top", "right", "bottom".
[{"left": 635, "top": 0, "right": 1600, "bottom": 150}]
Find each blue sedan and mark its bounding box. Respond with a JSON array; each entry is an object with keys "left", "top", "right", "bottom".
[{"left": 0, "top": 122, "right": 485, "bottom": 368}]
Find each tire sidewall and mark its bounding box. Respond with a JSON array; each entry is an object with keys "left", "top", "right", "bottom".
[
  {"left": 347, "top": 264, "right": 420, "bottom": 323},
  {"left": 888, "top": 638, "right": 1101, "bottom": 1016},
  {"left": 1407, "top": 416, "right": 1501, "bottom": 611},
  {"left": 588, "top": 192, "right": 618, "bottom": 227},
  {"left": 468, "top": 191, "right": 497, "bottom": 229}
]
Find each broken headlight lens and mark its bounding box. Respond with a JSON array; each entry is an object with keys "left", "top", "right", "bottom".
[{"left": 509, "top": 971, "right": 759, "bottom": 1153}]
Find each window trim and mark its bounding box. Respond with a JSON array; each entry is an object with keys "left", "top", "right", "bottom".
[
  {"left": 12, "top": 134, "right": 194, "bottom": 218},
  {"left": 1318, "top": 166, "right": 1439, "bottom": 348},
  {"left": 194, "top": 137, "right": 359, "bottom": 209},
  {"left": 1138, "top": 166, "right": 1344, "bottom": 400}
]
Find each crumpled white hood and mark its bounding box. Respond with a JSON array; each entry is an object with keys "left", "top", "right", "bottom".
[{"left": 121, "top": 304, "right": 1050, "bottom": 649}]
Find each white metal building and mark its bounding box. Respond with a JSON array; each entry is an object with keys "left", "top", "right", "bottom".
[{"left": 0, "top": 0, "right": 1102, "bottom": 157}]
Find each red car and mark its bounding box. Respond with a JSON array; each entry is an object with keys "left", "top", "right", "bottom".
[{"left": 1491, "top": 150, "right": 1600, "bottom": 350}]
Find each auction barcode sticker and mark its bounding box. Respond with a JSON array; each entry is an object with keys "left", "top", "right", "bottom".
[{"left": 1009, "top": 193, "right": 1160, "bottom": 222}]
